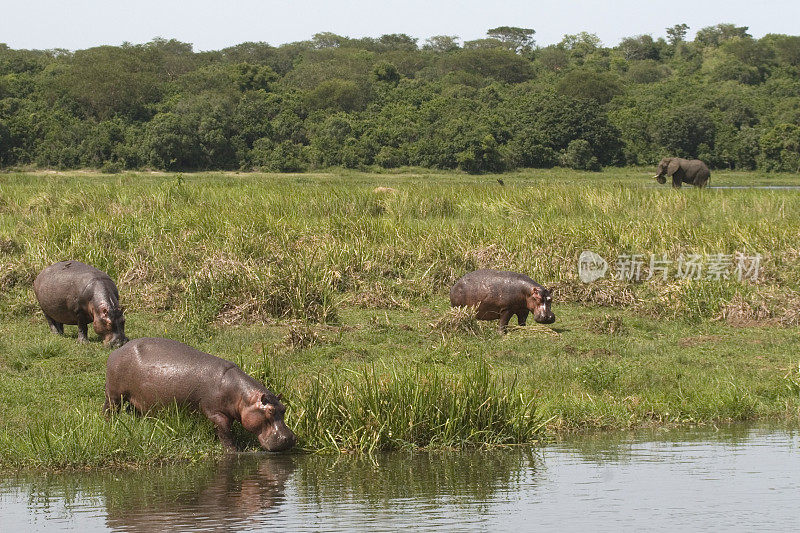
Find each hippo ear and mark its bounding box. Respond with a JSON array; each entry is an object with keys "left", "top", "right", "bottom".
[{"left": 276, "top": 393, "right": 283, "bottom": 401}]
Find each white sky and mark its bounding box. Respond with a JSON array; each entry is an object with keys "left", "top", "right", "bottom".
[{"left": 2, "top": 0, "right": 798, "bottom": 51}]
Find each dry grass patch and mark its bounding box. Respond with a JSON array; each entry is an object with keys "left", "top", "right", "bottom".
[
  {"left": 429, "top": 306, "right": 488, "bottom": 336},
  {"left": 587, "top": 315, "right": 627, "bottom": 336}
]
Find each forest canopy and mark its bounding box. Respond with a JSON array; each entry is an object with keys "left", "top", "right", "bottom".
[{"left": 1, "top": 24, "right": 799, "bottom": 172}]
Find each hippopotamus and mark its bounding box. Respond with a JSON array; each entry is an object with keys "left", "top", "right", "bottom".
[
  {"left": 104, "top": 337, "right": 296, "bottom": 452},
  {"left": 450, "top": 269, "right": 555, "bottom": 333},
  {"left": 33, "top": 260, "right": 128, "bottom": 347}
]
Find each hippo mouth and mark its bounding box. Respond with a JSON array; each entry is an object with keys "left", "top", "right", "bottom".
[
  {"left": 259, "top": 424, "right": 297, "bottom": 452},
  {"left": 534, "top": 314, "right": 556, "bottom": 325}
]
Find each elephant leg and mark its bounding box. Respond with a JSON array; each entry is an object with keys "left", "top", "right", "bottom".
[{"left": 672, "top": 175, "right": 682, "bottom": 188}]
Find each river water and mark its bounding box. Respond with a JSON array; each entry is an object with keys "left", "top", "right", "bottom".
[{"left": 2, "top": 424, "right": 799, "bottom": 532}]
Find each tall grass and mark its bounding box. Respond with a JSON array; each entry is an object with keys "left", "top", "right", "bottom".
[
  {"left": 0, "top": 362, "right": 543, "bottom": 468},
  {"left": 0, "top": 402, "right": 218, "bottom": 469},
  {"left": 2, "top": 171, "right": 798, "bottom": 326},
  {"left": 289, "top": 362, "right": 544, "bottom": 453},
  {"left": 2, "top": 171, "right": 799, "bottom": 469}
]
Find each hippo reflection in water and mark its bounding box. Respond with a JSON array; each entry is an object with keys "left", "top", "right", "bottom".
[{"left": 104, "top": 454, "right": 296, "bottom": 531}]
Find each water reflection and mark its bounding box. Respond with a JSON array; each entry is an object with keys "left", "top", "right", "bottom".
[
  {"left": 104, "top": 454, "right": 296, "bottom": 531},
  {"left": 550, "top": 423, "right": 763, "bottom": 464},
  {"left": 293, "top": 448, "right": 537, "bottom": 506},
  {"left": 2, "top": 425, "right": 800, "bottom": 532},
  {"left": 2, "top": 454, "right": 296, "bottom": 532}
]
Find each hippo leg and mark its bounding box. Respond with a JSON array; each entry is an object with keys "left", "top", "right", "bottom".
[
  {"left": 498, "top": 310, "right": 513, "bottom": 334},
  {"left": 44, "top": 314, "right": 64, "bottom": 335},
  {"left": 103, "top": 394, "right": 121, "bottom": 416},
  {"left": 517, "top": 310, "right": 529, "bottom": 327},
  {"left": 205, "top": 410, "right": 237, "bottom": 451},
  {"left": 77, "top": 321, "right": 89, "bottom": 343}
]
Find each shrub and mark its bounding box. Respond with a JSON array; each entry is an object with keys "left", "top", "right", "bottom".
[{"left": 561, "top": 139, "right": 601, "bottom": 171}]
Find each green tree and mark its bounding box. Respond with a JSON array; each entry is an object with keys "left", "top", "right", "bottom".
[
  {"left": 535, "top": 46, "right": 569, "bottom": 71},
  {"left": 759, "top": 123, "right": 800, "bottom": 171},
  {"left": 377, "top": 34, "right": 418, "bottom": 51},
  {"left": 556, "top": 70, "right": 623, "bottom": 104},
  {"left": 695, "top": 24, "right": 751, "bottom": 47},
  {"left": 306, "top": 79, "right": 367, "bottom": 111},
  {"left": 50, "top": 45, "right": 162, "bottom": 120},
  {"left": 423, "top": 36, "right": 460, "bottom": 52},
  {"left": 234, "top": 63, "right": 278, "bottom": 91},
  {"left": 372, "top": 62, "right": 400, "bottom": 85},
  {"left": 312, "top": 32, "right": 349, "bottom": 49},
  {"left": 654, "top": 105, "right": 716, "bottom": 158},
  {"left": 0, "top": 119, "right": 12, "bottom": 165},
  {"left": 560, "top": 32, "right": 602, "bottom": 58},
  {"left": 764, "top": 34, "right": 800, "bottom": 67},
  {"left": 463, "top": 38, "right": 506, "bottom": 50},
  {"left": 561, "top": 139, "right": 601, "bottom": 170},
  {"left": 618, "top": 35, "right": 660, "bottom": 61},
  {"left": 627, "top": 60, "right": 668, "bottom": 83},
  {"left": 446, "top": 49, "right": 535, "bottom": 83},
  {"left": 486, "top": 26, "right": 536, "bottom": 53},
  {"left": 666, "top": 24, "right": 689, "bottom": 46}
]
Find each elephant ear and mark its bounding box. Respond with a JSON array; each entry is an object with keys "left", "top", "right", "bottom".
[{"left": 666, "top": 158, "right": 680, "bottom": 176}]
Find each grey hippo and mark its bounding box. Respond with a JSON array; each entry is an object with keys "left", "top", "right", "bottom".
[
  {"left": 450, "top": 269, "right": 555, "bottom": 333},
  {"left": 104, "top": 337, "right": 296, "bottom": 452},
  {"left": 33, "top": 260, "right": 128, "bottom": 347}
]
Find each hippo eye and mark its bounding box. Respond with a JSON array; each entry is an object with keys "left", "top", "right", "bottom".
[{"left": 261, "top": 394, "right": 269, "bottom": 405}]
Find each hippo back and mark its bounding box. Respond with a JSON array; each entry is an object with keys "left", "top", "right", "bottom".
[
  {"left": 106, "top": 337, "right": 264, "bottom": 411},
  {"left": 34, "top": 261, "right": 116, "bottom": 323},
  {"left": 450, "top": 269, "right": 538, "bottom": 306}
]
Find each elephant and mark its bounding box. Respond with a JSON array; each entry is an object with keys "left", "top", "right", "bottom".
[{"left": 653, "top": 157, "right": 710, "bottom": 188}]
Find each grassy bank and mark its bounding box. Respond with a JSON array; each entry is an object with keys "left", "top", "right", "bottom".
[{"left": 1, "top": 169, "right": 799, "bottom": 468}]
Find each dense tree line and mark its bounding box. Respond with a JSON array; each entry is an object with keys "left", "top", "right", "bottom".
[{"left": 1, "top": 24, "right": 800, "bottom": 172}]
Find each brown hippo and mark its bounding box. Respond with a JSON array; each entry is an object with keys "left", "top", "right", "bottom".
[
  {"left": 104, "top": 337, "right": 297, "bottom": 452},
  {"left": 450, "top": 269, "right": 555, "bottom": 333},
  {"left": 33, "top": 260, "right": 128, "bottom": 347}
]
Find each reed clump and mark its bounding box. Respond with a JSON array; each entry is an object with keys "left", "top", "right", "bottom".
[
  {"left": 0, "top": 402, "right": 218, "bottom": 469},
  {"left": 289, "top": 362, "right": 544, "bottom": 453}
]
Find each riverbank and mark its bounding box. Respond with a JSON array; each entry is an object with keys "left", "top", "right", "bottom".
[
  {"left": 1, "top": 303, "right": 799, "bottom": 469},
  {"left": 1, "top": 169, "right": 799, "bottom": 468}
]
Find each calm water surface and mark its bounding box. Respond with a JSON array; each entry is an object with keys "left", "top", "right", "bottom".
[{"left": 2, "top": 424, "right": 799, "bottom": 532}]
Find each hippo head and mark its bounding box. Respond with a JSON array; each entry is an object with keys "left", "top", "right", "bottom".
[
  {"left": 93, "top": 305, "right": 128, "bottom": 348},
  {"left": 526, "top": 286, "right": 556, "bottom": 324},
  {"left": 653, "top": 158, "right": 670, "bottom": 184},
  {"left": 241, "top": 392, "right": 297, "bottom": 452}
]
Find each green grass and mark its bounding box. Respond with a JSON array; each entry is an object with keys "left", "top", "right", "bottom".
[{"left": 1, "top": 168, "right": 799, "bottom": 469}]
